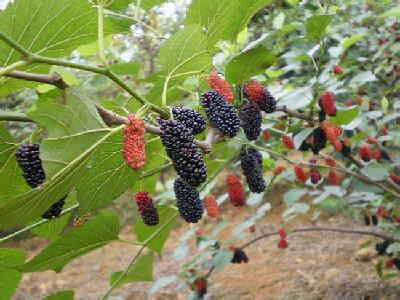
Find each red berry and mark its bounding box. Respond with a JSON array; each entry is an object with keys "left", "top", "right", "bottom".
[
  {"left": 325, "top": 157, "right": 336, "bottom": 167},
  {"left": 134, "top": 192, "right": 159, "bottom": 226},
  {"left": 333, "top": 64, "right": 344, "bottom": 75},
  {"left": 381, "top": 127, "right": 388, "bottom": 135},
  {"left": 359, "top": 144, "right": 372, "bottom": 162},
  {"left": 207, "top": 71, "right": 234, "bottom": 103},
  {"left": 377, "top": 207, "right": 385, "bottom": 218},
  {"left": 319, "top": 91, "right": 336, "bottom": 116},
  {"left": 278, "top": 228, "right": 286, "bottom": 239},
  {"left": 386, "top": 259, "right": 394, "bottom": 269},
  {"left": 282, "top": 135, "right": 295, "bottom": 149},
  {"left": 203, "top": 195, "right": 218, "bottom": 218},
  {"left": 228, "top": 245, "right": 236, "bottom": 251},
  {"left": 249, "top": 225, "right": 256, "bottom": 233},
  {"left": 226, "top": 175, "right": 246, "bottom": 207},
  {"left": 278, "top": 239, "right": 288, "bottom": 249},
  {"left": 262, "top": 130, "right": 270, "bottom": 141},
  {"left": 294, "top": 165, "right": 308, "bottom": 182},
  {"left": 356, "top": 96, "right": 363, "bottom": 106},
  {"left": 325, "top": 127, "right": 337, "bottom": 144},
  {"left": 389, "top": 174, "right": 400, "bottom": 186},
  {"left": 367, "top": 136, "right": 378, "bottom": 145},
  {"left": 193, "top": 277, "right": 207, "bottom": 297},
  {"left": 333, "top": 140, "right": 343, "bottom": 152},
  {"left": 123, "top": 114, "right": 146, "bottom": 171},
  {"left": 194, "top": 229, "right": 202, "bottom": 236},
  {"left": 310, "top": 169, "right": 322, "bottom": 184},
  {"left": 328, "top": 170, "right": 340, "bottom": 185},
  {"left": 273, "top": 165, "right": 285, "bottom": 176},
  {"left": 245, "top": 80, "right": 264, "bottom": 102},
  {"left": 342, "top": 137, "right": 352, "bottom": 147},
  {"left": 372, "top": 150, "right": 381, "bottom": 161},
  {"left": 344, "top": 99, "right": 352, "bottom": 107}
]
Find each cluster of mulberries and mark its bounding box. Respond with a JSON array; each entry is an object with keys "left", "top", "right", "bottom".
[
  {"left": 171, "top": 106, "right": 206, "bottom": 135},
  {"left": 226, "top": 175, "right": 245, "bottom": 207},
  {"left": 159, "top": 119, "right": 207, "bottom": 187},
  {"left": 245, "top": 80, "right": 277, "bottom": 113},
  {"left": 231, "top": 248, "right": 249, "bottom": 264},
  {"left": 174, "top": 178, "right": 203, "bottom": 223},
  {"left": 318, "top": 91, "right": 336, "bottom": 116},
  {"left": 277, "top": 228, "right": 288, "bottom": 249},
  {"left": 15, "top": 144, "right": 45, "bottom": 188},
  {"left": 123, "top": 114, "right": 146, "bottom": 171},
  {"left": 239, "top": 148, "right": 266, "bottom": 193},
  {"left": 135, "top": 192, "right": 159, "bottom": 226},
  {"left": 203, "top": 194, "right": 218, "bottom": 218},
  {"left": 321, "top": 121, "right": 342, "bottom": 152},
  {"left": 240, "top": 102, "right": 262, "bottom": 141},
  {"left": 310, "top": 127, "right": 327, "bottom": 155},
  {"left": 200, "top": 91, "right": 240, "bottom": 137},
  {"left": 42, "top": 197, "right": 66, "bottom": 219},
  {"left": 207, "top": 71, "right": 234, "bottom": 103}
]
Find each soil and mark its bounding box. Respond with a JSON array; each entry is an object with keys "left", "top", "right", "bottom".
[{"left": 9, "top": 184, "right": 400, "bottom": 300}]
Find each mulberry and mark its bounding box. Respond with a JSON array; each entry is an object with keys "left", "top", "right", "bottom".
[
  {"left": 172, "top": 106, "right": 206, "bottom": 135},
  {"left": 371, "top": 215, "right": 378, "bottom": 226},
  {"left": 318, "top": 110, "right": 327, "bottom": 122},
  {"left": 42, "top": 197, "right": 66, "bottom": 219},
  {"left": 135, "top": 192, "right": 159, "bottom": 226},
  {"left": 240, "top": 102, "right": 262, "bottom": 141},
  {"left": 344, "top": 99, "right": 352, "bottom": 107},
  {"left": 203, "top": 194, "right": 218, "bottom": 218},
  {"left": 333, "top": 64, "right": 344, "bottom": 75},
  {"left": 262, "top": 130, "right": 270, "bottom": 141},
  {"left": 376, "top": 240, "right": 391, "bottom": 256},
  {"left": 273, "top": 165, "right": 285, "bottom": 176},
  {"left": 389, "top": 174, "right": 400, "bottom": 186},
  {"left": 231, "top": 248, "right": 249, "bottom": 264},
  {"left": 174, "top": 178, "right": 203, "bottom": 223},
  {"left": 15, "top": 143, "right": 45, "bottom": 188},
  {"left": 207, "top": 71, "right": 234, "bottom": 103},
  {"left": 393, "top": 258, "right": 400, "bottom": 270},
  {"left": 239, "top": 148, "right": 266, "bottom": 193},
  {"left": 319, "top": 91, "right": 336, "bottom": 116},
  {"left": 294, "top": 165, "right": 308, "bottom": 183},
  {"left": 192, "top": 277, "right": 207, "bottom": 298},
  {"left": 325, "top": 157, "right": 336, "bottom": 167},
  {"left": 278, "top": 239, "right": 288, "bottom": 249},
  {"left": 341, "top": 139, "right": 352, "bottom": 157},
  {"left": 310, "top": 127, "right": 327, "bottom": 154},
  {"left": 200, "top": 91, "right": 240, "bottom": 138},
  {"left": 123, "top": 114, "right": 146, "bottom": 171},
  {"left": 226, "top": 175, "right": 246, "bottom": 207},
  {"left": 278, "top": 228, "right": 286, "bottom": 239},
  {"left": 310, "top": 169, "right": 322, "bottom": 184},
  {"left": 244, "top": 81, "right": 277, "bottom": 113},
  {"left": 364, "top": 215, "right": 371, "bottom": 226},
  {"left": 328, "top": 170, "right": 340, "bottom": 185},
  {"left": 372, "top": 150, "right": 381, "bottom": 161},
  {"left": 358, "top": 144, "right": 372, "bottom": 162},
  {"left": 282, "top": 135, "right": 295, "bottom": 149},
  {"left": 366, "top": 136, "right": 378, "bottom": 145},
  {"left": 159, "top": 119, "right": 207, "bottom": 187}
]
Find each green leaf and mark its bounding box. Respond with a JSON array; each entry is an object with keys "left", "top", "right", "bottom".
[
  {"left": 212, "top": 249, "right": 234, "bottom": 270},
  {"left": 0, "top": 248, "right": 26, "bottom": 300},
  {"left": 283, "top": 188, "right": 308, "bottom": 206},
  {"left": 110, "top": 62, "right": 141, "bottom": 75},
  {"left": 110, "top": 253, "right": 153, "bottom": 287},
  {"left": 349, "top": 71, "right": 377, "bottom": 87},
  {"left": 329, "top": 106, "right": 359, "bottom": 125},
  {"left": 158, "top": 25, "right": 212, "bottom": 94},
  {"left": 273, "top": 12, "right": 285, "bottom": 30},
  {"left": 44, "top": 290, "right": 75, "bottom": 300},
  {"left": 380, "top": 7, "right": 400, "bottom": 18},
  {"left": 225, "top": 46, "right": 276, "bottom": 84},
  {"left": 185, "top": 0, "right": 271, "bottom": 44},
  {"left": 341, "top": 34, "right": 364, "bottom": 50},
  {"left": 77, "top": 130, "right": 140, "bottom": 214},
  {"left": 133, "top": 206, "right": 177, "bottom": 254},
  {"left": 282, "top": 203, "right": 310, "bottom": 220},
  {"left": 107, "top": 0, "right": 132, "bottom": 11},
  {"left": 362, "top": 163, "right": 390, "bottom": 181},
  {"left": 23, "top": 212, "right": 119, "bottom": 273},
  {"left": 141, "top": 0, "right": 169, "bottom": 11},
  {"left": 305, "top": 14, "right": 335, "bottom": 41},
  {"left": 0, "top": 0, "right": 111, "bottom": 95},
  {"left": 31, "top": 192, "right": 77, "bottom": 241}
]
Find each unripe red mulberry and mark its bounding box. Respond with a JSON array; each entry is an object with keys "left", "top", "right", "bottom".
[
  {"left": 333, "top": 64, "right": 344, "bottom": 75},
  {"left": 262, "top": 130, "right": 270, "bottom": 141},
  {"left": 192, "top": 277, "right": 207, "bottom": 298},
  {"left": 389, "top": 173, "right": 400, "bottom": 186},
  {"left": 333, "top": 140, "right": 343, "bottom": 152},
  {"left": 278, "top": 239, "right": 288, "bottom": 249},
  {"left": 328, "top": 170, "right": 340, "bottom": 185},
  {"left": 42, "top": 197, "right": 66, "bottom": 219},
  {"left": 325, "top": 156, "right": 336, "bottom": 167},
  {"left": 282, "top": 135, "right": 295, "bottom": 149},
  {"left": 240, "top": 102, "right": 262, "bottom": 141},
  {"left": 15, "top": 143, "right": 46, "bottom": 188},
  {"left": 359, "top": 144, "right": 372, "bottom": 162},
  {"left": 207, "top": 71, "right": 234, "bottom": 103},
  {"left": 273, "top": 165, "right": 285, "bottom": 176},
  {"left": 310, "top": 169, "right": 322, "bottom": 184},
  {"left": 231, "top": 248, "right": 249, "bottom": 264},
  {"left": 203, "top": 194, "right": 218, "bottom": 218},
  {"left": 294, "top": 165, "right": 308, "bottom": 182},
  {"left": 200, "top": 91, "right": 240, "bottom": 137},
  {"left": 367, "top": 136, "right": 378, "bottom": 145},
  {"left": 135, "top": 192, "right": 159, "bottom": 226},
  {"left": 123, "top": 114, "right": 146, "bottom": 171},
  {"left": 381, "top": 127, "right": 388, "bottom": 135},
  {"left": 244, "top": 80, "right": 264, "bottom": 102},
  {"left": 226, "top": 175, "right": 245, "bottom": 207},
  {"left": 239, "top": 148, "right": 266, "bottom": 193},
  {"left": 174, "top": 178, "right": 203, "bottom": 223},
  {"left": 344, "top": 99, "right": 352, "bottom": 107},
  {"left": 372, "top": 150, "right": 381, "bottom": 161},
  {"left": 356, "top": 96, "right": 363, "bottom": 106},
  {"left": 319, "top": 91, "right": 337, "bottom": 116},
  {"left": 278, "top": 228, "right": 286, "bottom": 239},
  {"left": 244, "top": 81, "right": 277, "bottom": 113}
]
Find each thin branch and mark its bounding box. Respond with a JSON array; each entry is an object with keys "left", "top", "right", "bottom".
[
  {"left": 276, "top": 105, "right": 314, "bottom": 122},
  {"left": 6, "top": 71, "right": 68, "bottom": 89}
]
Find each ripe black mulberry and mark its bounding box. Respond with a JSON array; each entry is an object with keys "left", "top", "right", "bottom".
[
  {"left": 239, "top": 148, "right": 266, "bottom": 193},
  {"left": 15, "top": 144, "right": 45, "bottom": 188},
  {"left": 174, "top": 178, "right": 203, "bottom": 223},
  {"left": 42, "top": 197, "right": 66, "bottom": 219},
  {"left": 171, "top": 106, "right": 206, "bottom": 135},
  {"left": 240, "top": 102, "right": 262, "bottom": 141}
]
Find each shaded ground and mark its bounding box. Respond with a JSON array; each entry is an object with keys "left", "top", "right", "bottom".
[{"left": 11, "top": 184, "right": 400, "bottom": 299}]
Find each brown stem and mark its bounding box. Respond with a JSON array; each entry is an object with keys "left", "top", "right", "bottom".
[
  {"left": 6, "top": 71, "right": 69, "bottom": 90},
  {"left": 276, "top": 105, "right": 314, "bottom": 122}
]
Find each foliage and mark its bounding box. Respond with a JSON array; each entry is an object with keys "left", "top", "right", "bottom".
[{"left": 0, "top": 0, "right": 399, "bottom": 298}]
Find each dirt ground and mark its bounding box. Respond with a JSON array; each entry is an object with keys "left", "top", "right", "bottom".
[{"left": 9, "top": 184, "right": 400, "bottom": 300}]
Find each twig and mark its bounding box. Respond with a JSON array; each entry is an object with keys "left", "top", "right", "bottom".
[
  {"left": 276, "top": 105, "right": 314, "bottom": 122},
  {"left": 6, "top": 71, "right": 68, "bottom": 90}
]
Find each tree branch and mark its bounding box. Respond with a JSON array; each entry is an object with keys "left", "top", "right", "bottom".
[
  {"left": 6, "top": 71, "right": 68, "bottom": 89},
  {"left": 276, "top": 105, "right": 315, "bottom": 122}
]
